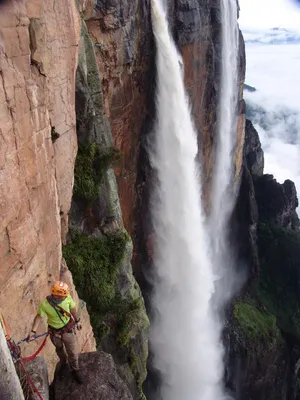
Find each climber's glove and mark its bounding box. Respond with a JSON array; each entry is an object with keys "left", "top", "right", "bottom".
[{"left": 27, "top": 330, "right": 36, "bottom": 342}]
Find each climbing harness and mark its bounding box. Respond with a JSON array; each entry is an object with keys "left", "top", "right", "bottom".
[
  {"left": 46, "top": 295, "right": 76, "bottom": 336},
  {"left": 0, "top": 313, "right": 48, "bottom": 400},
  {"left": 48, "top": 319, "right": 75, "bottom": 339},
  {"left": 47, "top": 295, "right": 72, "bottom": 320}
]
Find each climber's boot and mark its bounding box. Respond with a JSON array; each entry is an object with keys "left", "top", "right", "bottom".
[{"left": 57, "top": 362, "right": 68, "bottom": 380}]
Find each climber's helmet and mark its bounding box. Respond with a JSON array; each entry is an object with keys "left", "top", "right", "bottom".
[{"left": 51, "top": 281, "right": 70, "bottom": 299}]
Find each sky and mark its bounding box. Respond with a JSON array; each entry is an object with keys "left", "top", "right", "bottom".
[
  {"left": 239, "top": 0, "right": 300, "bottom": 32},
  {"left": 238, "top": 0, "right": 300, "bottom": 211}
]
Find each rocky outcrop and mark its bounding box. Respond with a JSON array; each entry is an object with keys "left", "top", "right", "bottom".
[
  {"left": 63, "top": 15, "right": 149, "bottom": 399},
  {"left": 244, "top": 119, "right": 264, "bottom": 177},
  {"left": 78, "top": 0, "right": 154, "bottom": 238},
  {"left": 18, "top": 356, "right": 49, "bottom": 400},
  {"left": 52, "top": 351, "right": 133, "bottom": 400},
  {"left": 0, "top": 0, "right": 95, "bottom": 379},
  {"left": 255, "top": 176, "right": 299, "bottom": 230},
  {"left": 0, "top": 324, "right": 24, "bottom": 400},
  {"left": 226, "top": 118, "right": 300, "bottom": 399}
]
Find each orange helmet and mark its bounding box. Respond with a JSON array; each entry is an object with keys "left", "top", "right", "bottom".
[{"left": 51, "top": 281, "right": 69, "bottom": 297}]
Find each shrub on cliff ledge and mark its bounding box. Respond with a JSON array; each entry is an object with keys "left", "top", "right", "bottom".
[
  {"left": 73, "top": 142, "right": 122, "bottom": 204},
  {"left": 63, "top": 229, "right": 149, "bottom": 398},
  {"left": 63, "top": 229, "right": 128, "bottom": 316},
  {"left": 234, "top": 301, "right": 281, "bottom": 343}
]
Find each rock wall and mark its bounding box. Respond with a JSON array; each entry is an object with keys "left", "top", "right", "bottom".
[
  {"left": 226, "top": 119, "right": 300, "bottom": 399},
  {"left": 0, "top": 323, "right": 24, "bottom": 400},
  {"left": 0, "top": 0, "right": 248, "bottom": 397},
  {"left": 62, "top": 15, "right": 149, "bottom": 399},
  {"left": 0, "top": 0, "right": 95, "bottom": 380}
]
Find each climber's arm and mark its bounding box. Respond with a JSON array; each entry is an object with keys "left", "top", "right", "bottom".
[{"left": 28, "top": 314, "right": 43, "bottom": 340}]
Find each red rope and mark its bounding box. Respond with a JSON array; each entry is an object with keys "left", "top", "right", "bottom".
[
  {"left": 2, "top": 315, "right": 48, "bottom": 400},
  {"left": 23, "top": 335, "right": 48, "bottom": 363},
  {"left": 18, "top": 359, "right": 44, "bottom": 400}
]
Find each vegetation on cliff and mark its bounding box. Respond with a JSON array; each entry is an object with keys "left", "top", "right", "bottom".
[
  {"left": 63, "top": 228, "right": 129, "bottom": 319},
  {"left": 225, "top": 115, "right": 300, "bottom": 399},
  {"left": 234, "top": 221, "right": 300, "bottom": 340},
  {"left": 73, "top": 141, "right": 122, "bottom": 204},
  {"left": 63, "top": 229, "right": 149, "bottom": 399},
  {"left": 256, "top": 223, "right": 300, "bottom": 338},
  {"left": 234, "top": 301, "right": 281, "bottom": 344}
]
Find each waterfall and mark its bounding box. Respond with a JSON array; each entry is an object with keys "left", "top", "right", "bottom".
[
  {"left": 209, "top": 0, "right": 240, "bottom": 307},
  {"left": 149, "top": 1, "right": 224, "bottom": 399}
]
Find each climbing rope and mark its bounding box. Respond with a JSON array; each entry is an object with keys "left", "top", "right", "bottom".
[
  {"left": 1, "top": 314, "right": 48, "bottom": 400},
  {"left": 22, "top": 334, "right": 48, "bottom": 363}
]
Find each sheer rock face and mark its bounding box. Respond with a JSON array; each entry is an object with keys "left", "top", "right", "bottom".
[
  {"left": 0, "top": 0, "right": 95, "bottom": 379},
  {"left": 244, "top": 119, "right": 264, "bottom": 177},
  {"left": 79, "top": 0, "right": 246, "bottom": 275},
  {"left": 227, "top": 114, "right": 300, "bottom": 399}
]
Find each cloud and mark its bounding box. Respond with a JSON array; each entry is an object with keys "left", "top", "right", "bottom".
[
  {"left": 243, "top": 28, "right": 300, "bottom": 44},
  {"left": 239, "top": 0, "right": 300, "bottom": 32},
  {"left": 243, "top": 39, "right": 300, "bottom": 210}
]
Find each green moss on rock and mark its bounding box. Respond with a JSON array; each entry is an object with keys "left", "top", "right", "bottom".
[
  {"left": 233, "top": 221, "right": 300, "bottom": 356},
  {"left": 63, "top": 228, "right": 149, "bottom": 398},
  {"left": 73, "top": 142, "right": 122, "bottom": 204},
  {"left": 234, "top": 301, "right": 281, "bottom": 343},
  {"left": 118, "top": 299, "right": 148, "bottom": 347},
  {"left": 63, "top": 228, "right": 128, "bottom": 316},
  {"left": 256, "top": 222, "right": 300, "bottom": 339}
]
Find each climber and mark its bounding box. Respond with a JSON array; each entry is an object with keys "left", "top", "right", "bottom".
[{"left": 28, "top": 281, "right": 83, "bottom": 384}]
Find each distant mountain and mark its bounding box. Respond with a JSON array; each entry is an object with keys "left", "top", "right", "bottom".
[{"left": 244, "top": 27, "right": 300, "bottom": 45}]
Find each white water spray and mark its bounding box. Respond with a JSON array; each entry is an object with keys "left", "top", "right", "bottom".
[
  {"left": 150, "top": 1, "right": 224, "bottom": 399},
  {"left": 209, "top": 0, "right": 240, "bottom": 305}
]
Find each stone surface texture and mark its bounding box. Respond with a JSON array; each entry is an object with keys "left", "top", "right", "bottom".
[
  {"left": 53, "top": 351, "right": 133, "bottom": 400},
  {"left": 0, "top": 0, "right": 95, "bottom": 380}
]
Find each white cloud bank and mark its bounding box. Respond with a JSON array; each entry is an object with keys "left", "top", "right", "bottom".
[
  {"left": 243, "top": 39, "right": 300, "bottom": 210},
  {"left": 239, "top": 0, "right": 300, "bottom": 32}
]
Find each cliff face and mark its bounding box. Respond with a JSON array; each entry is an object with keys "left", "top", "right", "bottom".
[
  {"left": 62, "top": 11, "right": 149, "bottom": 399},
  {"left": 76, "top": 1, "right": 246, "bottom": 397},
  {"left": 0, "top": 0, "right": 95, "bottom": 378},
  {"left": 78, "top": 0, "right": 245, "bottom": 278},
  {"left": 227, "top": 120, "right": 300, "bottom": 399},
  {"left": 1, "top": 0, "right": 264, "bottom": 399}
]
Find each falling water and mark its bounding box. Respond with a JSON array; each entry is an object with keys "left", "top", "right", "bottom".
[
  {"left": 209, "top": 0, "right": 240, "bottom": 306},
  {"left": 149, "top": 0, "right": 224, "bottom": 399}
]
